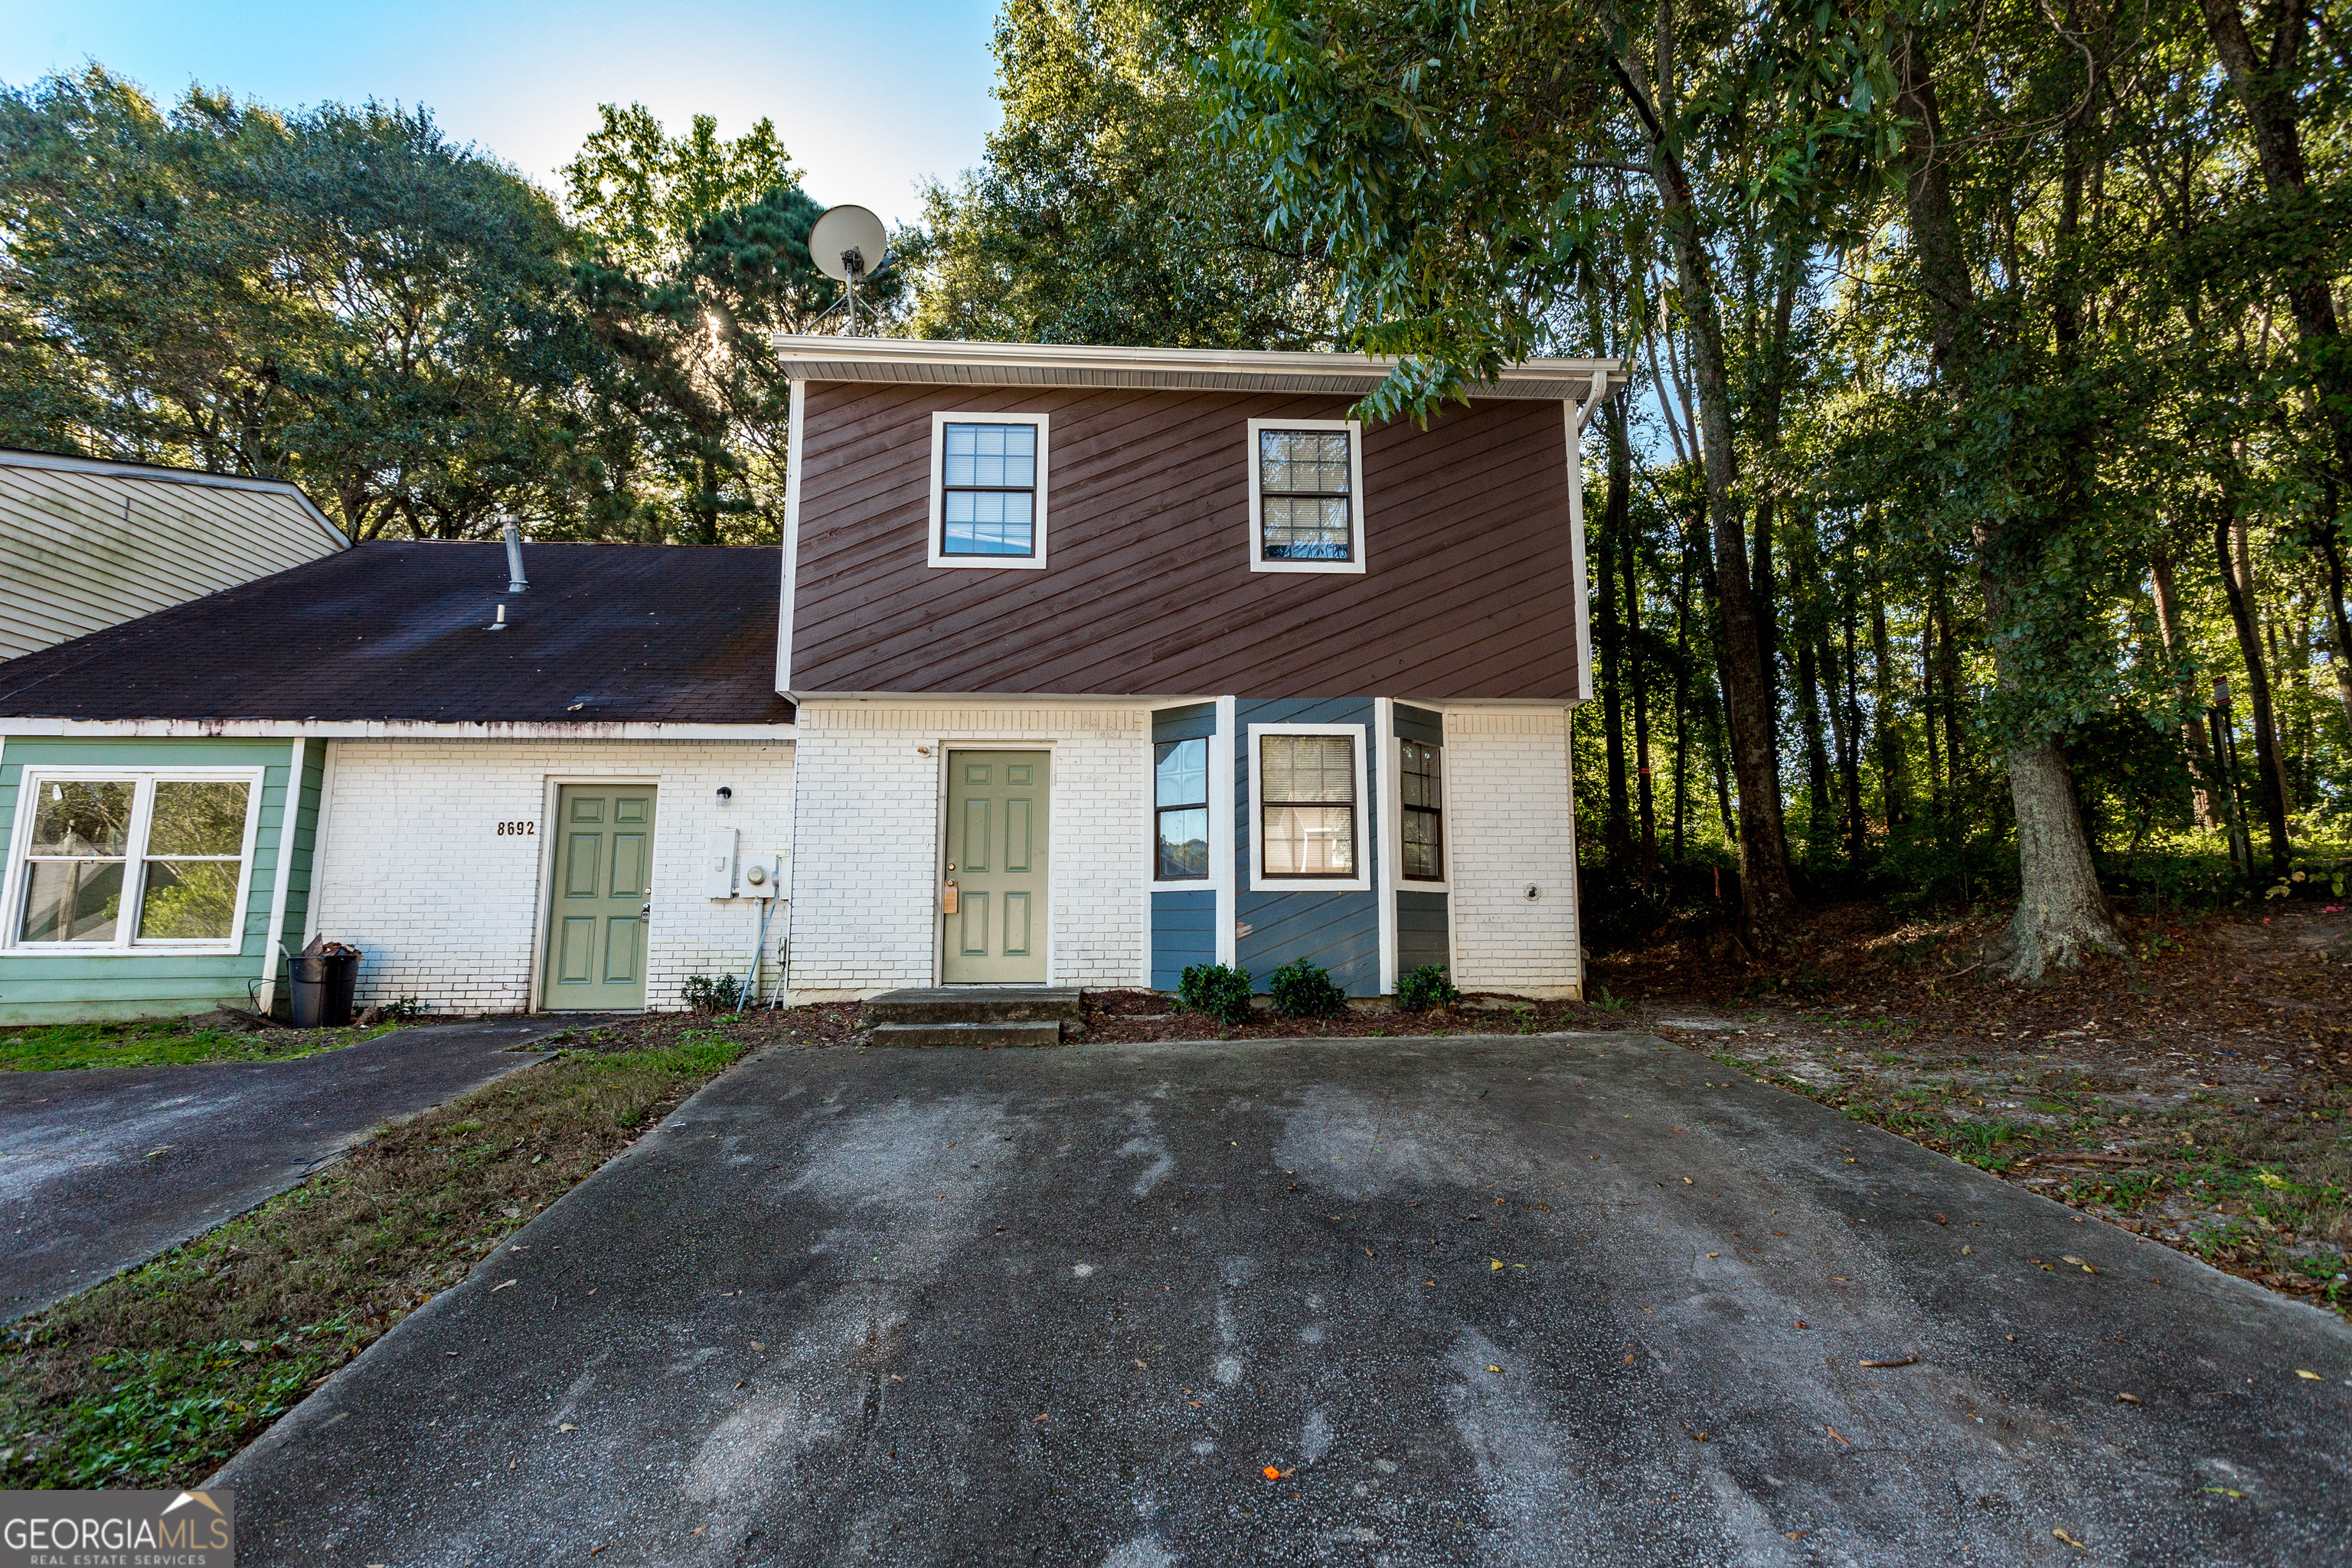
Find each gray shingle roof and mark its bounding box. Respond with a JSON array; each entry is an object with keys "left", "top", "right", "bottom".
[{"left": 0, "top": 541, "right": 794, "bottom": 725}]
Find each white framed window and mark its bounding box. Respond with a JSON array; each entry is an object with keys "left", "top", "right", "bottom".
[
  {"left": 1248, "top": 724, "right": 1370, "bottom": 891},
  {"left": 1246, "top": 417, "right": 1365, "bottom": 573},
  {"left": 3, "top": 768, "right": 266, "bottom": 953},
  {"left": 929, "top": 410, "right": 1050, "bottom": 570}
]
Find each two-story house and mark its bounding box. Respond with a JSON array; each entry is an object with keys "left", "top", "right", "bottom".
[
  {"left": 0, "top": 341, "right": 1621, "bottom": 1023},
  {"left": 773, "top": 339, "right": 1624, "bottom": 1001}
]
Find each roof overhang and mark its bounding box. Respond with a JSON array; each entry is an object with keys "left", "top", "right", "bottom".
[
  {"left": 769, "top": 337, "right": 1630, "bottom": 402},
  {"left": 0, "top": 447, "right": 348, "bottom": 551},
  {"left": 0, "top": 718, "right": 795, "bottom": 742}
]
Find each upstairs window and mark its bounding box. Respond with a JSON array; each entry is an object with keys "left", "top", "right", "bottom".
[
  {"left": 929, "top": 412, "right": 1050, "bottom": 570},
  {"left": 1154, "top": 738, "right": 1209, "bottom": 880},
  {"left": 1247, "top": 418, "right": 1365, "bottom": 574},
  {"left": 1400, "top": 740, "right": 1444, "bottom": 881}
]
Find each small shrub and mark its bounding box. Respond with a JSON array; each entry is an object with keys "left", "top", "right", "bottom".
[
  {"left": 381, "top": 995, "right": 428, "bottom": 1024},
  {"left": 679, "top": 972, "right": 743, "bottom": 1014},
  {"left": 1178, "top": 963, "right": 1253, "bottom": 1026},
  {"left": 1591, "top": 983, "right": 1629, "bottom": 1014},
  {"left": 1268, "top": 959, "right": 1348, "bottom": 1019},
  {"left": 1395, "top": 963, "right": 1459, "bottom": 1012}
]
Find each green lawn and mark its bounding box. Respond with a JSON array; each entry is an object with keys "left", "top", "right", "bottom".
[
  {"left": 0, "top": 1018, "right": 392, "bottom": 1073},
  {"left": 0, "top": 1032, "right": 754, "bottom": 1488}
]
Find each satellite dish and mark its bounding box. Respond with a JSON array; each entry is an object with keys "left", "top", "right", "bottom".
[{"left": 808, "top": 204, "right": 888, "bottom": 283}]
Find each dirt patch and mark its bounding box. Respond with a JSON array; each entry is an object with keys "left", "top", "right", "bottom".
[
  {"left": 1585, "top": 899, "right": 2352, "bottom": 1318},
  {"left": 537, "top": 1001, "right": 867, "bottom": 1054},
  {"left": 1073, "top": 988, "right": 1596, "bottom": 1044}
]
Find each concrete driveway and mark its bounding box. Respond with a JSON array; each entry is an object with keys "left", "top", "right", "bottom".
[
  {"left": 215, "top": 1033, "right": 2352, "bottom": 1566},
  {"left": 0, "top": 1018, "right": 580, "bottom": 1319}
]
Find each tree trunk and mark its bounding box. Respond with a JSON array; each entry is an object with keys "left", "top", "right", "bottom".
[
  {"left": 1838, "top": 604, "right": 1869, "bottom": 865},
  {"left": 1619, "top": 403, "right": 1658, "bottom": 887},
  {"left": 2001, "top": 738, "right": 2123, "bottom": 974},
  {"left": 1797, "top": 638, "right": 1831, "bottom": 863},
  {"left": 1936, "top": 585, "right": 1966, "bottom": 799},
  {"left": 1921, "top": 605, "right": 1942, "bottom": 808},
  {"left": 2149, "top": 547, "right": 2219, "bottom": 827},
  {"left": 2313, "top": 521, "right": 2352, "bottom": 735},
  {"left": 1672, "top": 513, "right": 1696, "bottom": 861},
  {"left": 1595, "top": 423, "right": 1633, "bottom": 874},
  {"left": 1900, "top": 26, "right": 2124, "bottom": 978},
  {"left": 1604, "top": 25, "right": 1801, "bottom": 949},
  {"left": 2216, "top": 508, "right": 2294, "bottom": 873},
  {"left": 1870, "top": 586, "right": 1909, "bottom": 827}
]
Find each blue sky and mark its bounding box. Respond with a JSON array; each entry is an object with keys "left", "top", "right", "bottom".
[{"left": 1, "top": 1, "right": 1003, "bottom": 226}]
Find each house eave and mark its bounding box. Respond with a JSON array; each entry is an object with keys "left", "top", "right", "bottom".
[
  {"left": 768, "top": 337, "right": 1632, "bottom": 402},
  {"left": 0, "top": 717, "right": 796, "bottom": 742}
]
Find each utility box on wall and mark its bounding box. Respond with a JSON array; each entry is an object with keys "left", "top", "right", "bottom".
[
  {"left": 740, "top": 848, "right": 788, "bottom": 900},
  {"left": 704, "top": 828, "right": 739, "bottom": 898}
]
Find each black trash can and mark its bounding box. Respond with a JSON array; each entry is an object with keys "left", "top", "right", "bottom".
[
  {"left": 327, "top": 950, "right": 361, "bottom": 1025},
  {"left": 289, "top": 954, "right": 335, "bottom": 1029}
]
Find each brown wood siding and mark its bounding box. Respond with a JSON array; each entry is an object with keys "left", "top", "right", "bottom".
[{"left": 789, "top": 383, "right": 1583, "bottom": 700}]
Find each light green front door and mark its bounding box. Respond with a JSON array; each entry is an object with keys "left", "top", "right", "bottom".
[
  {"left": 943, "top": 750, "right": 1049, "bottom": 984},
  {"left": 542, "top": 784, "right": 655, "bottom": 1010}
]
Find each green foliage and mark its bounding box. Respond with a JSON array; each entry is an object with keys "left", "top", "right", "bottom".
[
  {"left": 1178, "top": 962, "right": 1253, "bottom": 1025},
  {"left": 560, "top": 105, "right": 874, "bottom": 545},
  {"left": 678, "top": 972, "right": 745, "bottom": 1014},
  {"left": 1267, "top": 959, "right": 1348, "bottom": 1018},
  {"left": 1394, "top": 963, "right": 1459, "bottom": 1011},
  {"left": 0, "top": 68, "right": 598, "bottom": 540},
  {"left": 909, "top": 0, "right": 1332, "bottom": 348}
]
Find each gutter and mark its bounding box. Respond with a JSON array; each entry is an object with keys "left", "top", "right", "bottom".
[{"left": 0, "top": 719, "right": 798, "bottom": 741}]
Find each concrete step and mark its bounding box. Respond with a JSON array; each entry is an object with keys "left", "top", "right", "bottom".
[
  {"left": 866, "top": 1021, "right": 1063, "bottom": 1050},
  {"left": 860, "top": 987, "right": 1083, "bottom": 1027}
]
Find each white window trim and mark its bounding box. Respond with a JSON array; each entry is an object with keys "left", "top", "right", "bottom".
[
  {"left": 1248, "top": 722, "right": 1371, "bottom": 892},
  {"left": 1246, "top": 416, "right": 1367, "bottom": 575},
  {"left": 2, "top": 766, "right": 267, "bottom": 956},
  {"left": 928, "top": 410, "right": 1050, "bottom": 570}
]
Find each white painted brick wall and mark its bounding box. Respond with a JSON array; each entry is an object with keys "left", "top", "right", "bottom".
[
  {"left": 1446, "top": 710, "right": 1582, "bottom": 996},
  {"left": 312, "top": 739, "right": 792, "bottom": 1014},
  {"left": 785, "top": 703, "right": 1148, "bottom": 998}
]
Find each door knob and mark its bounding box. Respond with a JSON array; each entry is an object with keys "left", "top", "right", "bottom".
[{"left": 640, "top": 903, "right": 652, "bottom": 917}]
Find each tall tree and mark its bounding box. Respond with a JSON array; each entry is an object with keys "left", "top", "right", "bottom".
[{"left": 0, "top": 69, "right": 595, "bottom": 539}]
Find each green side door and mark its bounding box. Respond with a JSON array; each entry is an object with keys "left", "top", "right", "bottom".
[
  {"left": 542, "top": 784, "right": 656, "bottom": 1011},
  {"left": 942, "top": 750, "right": 1049, "bottom": 984}
]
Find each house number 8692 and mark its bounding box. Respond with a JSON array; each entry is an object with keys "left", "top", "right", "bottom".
[{"left": 496, "top": 821, "right": 536, "bottom": 836}]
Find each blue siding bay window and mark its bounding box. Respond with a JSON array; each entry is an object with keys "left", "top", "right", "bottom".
[
  {"left": 1148, "top": 704, "right": 1219, "bottom": 990},
  {"left": 1236, "top": 697, "right": 1381, "bottom": 997}
]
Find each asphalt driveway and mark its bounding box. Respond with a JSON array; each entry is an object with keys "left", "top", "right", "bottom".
[
  {"left": 0, "top": 1018, "right": 579, "bottom": 1319},
  {"left": 215, "top": 1033, "right": 2352, "bottom": 1566}
]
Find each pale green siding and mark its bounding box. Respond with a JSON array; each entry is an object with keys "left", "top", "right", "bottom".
[{"left": 0, "top": 736, "right": 307, "bottom": 1024}]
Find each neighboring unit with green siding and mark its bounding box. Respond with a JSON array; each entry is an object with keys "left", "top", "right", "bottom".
[{"left": 0, "top": 736, "right": 316, "bottom": 1024}]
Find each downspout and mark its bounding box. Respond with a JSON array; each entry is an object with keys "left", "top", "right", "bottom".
[{"left": 257, "top": 736, "right": 306, "bottom": 1017}]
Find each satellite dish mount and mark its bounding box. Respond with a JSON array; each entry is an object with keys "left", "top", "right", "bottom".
[{"left": 808, "top": 204, "right": 890, "bottom": 335}]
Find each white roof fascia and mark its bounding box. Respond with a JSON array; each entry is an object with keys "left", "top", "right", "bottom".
[
  {"left": 0, "top": 718, "right": 796, "bottom": 742},
  {"left": 0, "top": 449, "right": 349, "bottom": 551},
  {"left": 767, "top": 337, "right": 1632, "bottom": 402}
]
